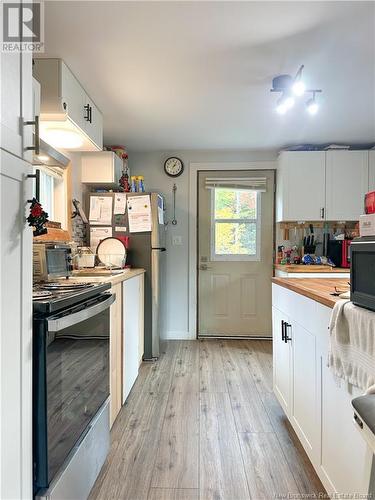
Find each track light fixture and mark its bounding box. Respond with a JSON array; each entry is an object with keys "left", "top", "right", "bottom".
[{"left": 270, "top": 65, "right": 322, "bottom": 115}]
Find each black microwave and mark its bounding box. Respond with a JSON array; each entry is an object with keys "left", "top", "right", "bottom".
[{"left": 350, "top": 237, "right": 375, "bottom": 311}]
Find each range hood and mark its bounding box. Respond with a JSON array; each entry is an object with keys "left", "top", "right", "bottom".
[{"left": 32, "top": 138, "right": 70, "bottom": 169}]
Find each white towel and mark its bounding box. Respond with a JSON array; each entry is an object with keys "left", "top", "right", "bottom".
[{"left": 328, "top": 299, "right": 375, "bottom": 394}]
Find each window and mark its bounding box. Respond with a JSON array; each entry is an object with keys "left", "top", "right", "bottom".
[
  {"left": 211, "top": 188, "right": 261, "bottom": 261},
  {"left": 38, "top": 169, "right": 55, "bottom": 220},
  {"left": 33, "top": 167, "right": 67, "bottom": 228}
]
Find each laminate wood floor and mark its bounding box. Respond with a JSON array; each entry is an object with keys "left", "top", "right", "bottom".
[{"left": 89, "top": 340, "right": 326, "bottom": 500}]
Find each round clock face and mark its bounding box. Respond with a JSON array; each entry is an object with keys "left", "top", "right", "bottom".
[{"left": 164, "top": 157, "right": 184, "bottom": 177}]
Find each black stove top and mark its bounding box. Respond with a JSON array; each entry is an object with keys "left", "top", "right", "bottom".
[{"left": 33, "top": 280, "right": 111, "bottom": 315}]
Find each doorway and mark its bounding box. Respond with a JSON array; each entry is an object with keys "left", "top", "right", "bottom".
[{"left": 197, "top": 170, "right": 275, "bottom": 338}]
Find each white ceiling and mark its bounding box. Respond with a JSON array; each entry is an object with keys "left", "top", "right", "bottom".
[{"left": 43, "top": 1, "right": 375, "bottom": 151}]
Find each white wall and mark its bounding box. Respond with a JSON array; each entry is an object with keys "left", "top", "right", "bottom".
[{"left": 131, "top": 150, "right": 278, "bottom": 340}]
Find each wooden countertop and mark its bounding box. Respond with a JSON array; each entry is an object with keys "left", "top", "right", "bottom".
[
  {"left": 274, "top": 264, "right": 350, "bottom": 273},
  {"left": 72, "top": 268, "right": 145, "bottom": 285},
  {"left": 272, "top": 277, "right": 350, "bottom": 308}
]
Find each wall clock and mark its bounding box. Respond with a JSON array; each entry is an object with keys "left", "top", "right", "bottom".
[{"left": 164, "top": 157, "right": 184, "bottom": 177}]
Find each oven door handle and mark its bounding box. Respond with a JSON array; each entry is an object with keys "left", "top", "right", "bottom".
[{"left": 47, "top": 293, "right": 115, "bottom": 332}]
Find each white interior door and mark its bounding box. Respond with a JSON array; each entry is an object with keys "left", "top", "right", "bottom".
[{"left": 198, "top": 170, "right": 274, "bottom": 337}]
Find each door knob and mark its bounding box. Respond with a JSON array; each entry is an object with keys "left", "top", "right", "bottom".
[{"left": 199, "top": 264, "right": 212, "bottom": 271}]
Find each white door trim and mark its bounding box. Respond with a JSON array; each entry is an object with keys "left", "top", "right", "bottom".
[{"left": 188, "top": 161, "right": 277, "bottom": 339}]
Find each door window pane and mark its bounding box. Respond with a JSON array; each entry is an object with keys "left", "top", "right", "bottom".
[
  {"left": 215, "top": 222, "right": 257, "bottom": 255},
  {"left": 211, "top": 188, "right": 260, "bottom": 261},
  {"left": 214, "top": 188, "right": 257, "bottom": 219}
]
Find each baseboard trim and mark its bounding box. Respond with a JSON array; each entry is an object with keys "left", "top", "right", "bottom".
[
  {"left": 198, "top": 335, "right": 272, "bottom": 340},
  {"left": 163, "top": 331, "right": 194, "bottom": 340}
]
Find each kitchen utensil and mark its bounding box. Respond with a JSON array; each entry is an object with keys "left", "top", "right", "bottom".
[{"left": 97, "top": 237, "right": 127, "bottom": 268}]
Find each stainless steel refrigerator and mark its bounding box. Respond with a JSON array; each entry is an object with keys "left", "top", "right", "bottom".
[{"left": 87, "top": 192, "right": 166, "bottom": 360}]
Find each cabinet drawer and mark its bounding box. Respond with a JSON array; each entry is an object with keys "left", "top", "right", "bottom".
[{"left": 272, "top": 284, "right": 315, "bottom": 332}]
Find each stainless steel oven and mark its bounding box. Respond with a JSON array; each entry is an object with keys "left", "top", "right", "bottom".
[
  {"left": 350, "top": 237, "right": 375, "bottom": 311},
  {"left": 33, "top": 284, "right": 114, "bottom": 497}
]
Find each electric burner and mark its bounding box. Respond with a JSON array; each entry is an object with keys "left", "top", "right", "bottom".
[{"left": 33, "top": 290, "right": 54, "bottom": 300}]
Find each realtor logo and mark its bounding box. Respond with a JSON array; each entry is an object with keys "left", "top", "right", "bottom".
[{"left": 2, "top": 2, "right": 44, "bottom": 52}]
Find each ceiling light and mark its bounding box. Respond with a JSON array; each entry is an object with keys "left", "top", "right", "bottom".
[
  {"left": 276, "top": 95, "right": 295, "bottom": 114},
  {"left": 306, "top": 98, "right": 319, "bottom": 115},
  {"left": 292, "top": 80, "right": 306, "bottom": 96},
  {"left": 284, "top": 96, "right": 295, "bottom": 110},
  {"left": 36, "top": 154, "right": 49, "bottom": 162},
  {"left": 42, "top": 129, "right": 84, "bottom": 149}
]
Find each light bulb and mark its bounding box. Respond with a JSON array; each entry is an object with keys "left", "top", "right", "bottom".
[
  {"left": 306, "top": 98, "right": 319, "bottom": 115},
  {"left": 36, "top": 154, "right": 49, "bottom": 161},
  {"left": 43, "top": 129, "right": 84, "bottom": 149},
  {"left": 292, "top": 80, "right": 306, "bottom": 96}
]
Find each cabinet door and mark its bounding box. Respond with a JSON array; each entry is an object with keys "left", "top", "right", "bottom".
[
  {"left": 368, "top": 150, "right": 375, "bottom": 191},
  {"left": 122, "top": 277, "right": 140, "bottom": 403},
  {"left": 1, "top": 150, "right": 33, "bottom": 499},
  {"left": 138, "top": 274, "right": 145, "bottom": 364},
  {"left": 277, "top": 152, "right": 326, "bottom": 222},
  {"left": 272, "top": 307, "right": 291, "bottom": 415},
  {"left": 325, "top": 151, "right": 369, "bottom": 220},
  {"left": 291, "top": 322, "right": 319, "bottom": 464},
  {"left": 60, "top": 61, "right": 86, "bottom": 131},
  {"left": 109, "top": 282, "right": 122, "bottom": 428},
  {"left": 0, "top": 51, "right": 34, "bottom": 161},
  {"left": 83, "top": 95, "right": 103, "bottom": 150},
  {"left": 320, "top": 359, "right": 371, "bottom": 495}
]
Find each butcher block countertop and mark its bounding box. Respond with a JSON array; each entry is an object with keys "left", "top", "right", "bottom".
[
  {"left": 272, "top": 277, "right": 350, "bottom": 308},
  {"left": 72, "top": 267, "right": 145, "bottom": 285},
  {"left": 274, "top": 264, "right": 350, "bottom": 273}
]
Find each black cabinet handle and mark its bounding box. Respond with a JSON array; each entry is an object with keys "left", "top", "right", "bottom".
[
  {"left": 27, "top": 168, "right": 40, "bottom": 202},
  {"left": 84, "top": 104, "right": 92, "bottom": 123},
  {"left": 84, "top": 104, "right": 90, "bottom": 122},
  {"left": 284, "top": 322, "right": 292, "bottom": 343},
  {"left": 320, "top": 207, "right": 325, "bottom": 219},
  {"left": 281, "top": 320, "right": 285, "bottom": 341}
]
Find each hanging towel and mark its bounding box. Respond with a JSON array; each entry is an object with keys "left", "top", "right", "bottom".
[{"left": 328, "top": 299, "right": 375, "bottom": 394}]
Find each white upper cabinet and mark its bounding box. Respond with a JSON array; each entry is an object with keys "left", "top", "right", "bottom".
[
  {"left": 325, "top": 151, "right": 368, "bottom": 221},
  {"left": 276, "top": 151, "right": 326, "bottom": 222},
  {"left": 33, "top": 58, "right": 103, "bottom": 151},
  {"left": 1, "top": 49, "right": 34, "bottom": 161},
  {"left": 368, "top": 150, "right": 375, "bottom": 191},
  {"left": 277, "top": 150, "right": 370, "bottom": 222},
  {"left": 81, "top": 151, "right": 123, "bottom": 185}
]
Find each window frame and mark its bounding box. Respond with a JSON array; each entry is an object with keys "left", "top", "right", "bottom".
[{"left": 210, "top": 188, "right": 262, "bottom": 262}]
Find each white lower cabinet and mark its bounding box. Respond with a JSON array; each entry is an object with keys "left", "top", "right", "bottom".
[
  {"left": 122, "top": 275, "right": 142, "bottom": 403},
  {"left": 1, "top": 150, "right": 33, "bottom": 499},
  {"left": 272, "top": 307, "right": 291, "bottom": 415},
  {"left": 272, "top": 284, "right": 372, "bottom": 496}
]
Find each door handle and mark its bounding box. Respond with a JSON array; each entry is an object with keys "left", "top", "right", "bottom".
[
  {"left": 199, "top": 264, "right": 212, "bottom": 271},
  {"left": 25, "top": 115, "right": 40, "bottom": 155},
  {"left": 84, "top": 104, "right": 92, "bottom": 123},
  {"left": 284, "top": 322, "right": 292, "bottom": 343},
  {"left": 281, "top": 320, "right": 285, "bottom": 341}
]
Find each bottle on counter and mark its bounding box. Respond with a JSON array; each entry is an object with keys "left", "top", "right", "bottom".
[
  {"left": 131, "top": 176, "right": 138, "bottom": 192},
  {"left": 138, "top": 176, "right": 145, "bottom": 192}
]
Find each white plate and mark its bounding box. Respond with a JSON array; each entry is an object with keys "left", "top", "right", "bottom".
[{"left": 97, "top": 237, "right": 127, "bottom": 268}]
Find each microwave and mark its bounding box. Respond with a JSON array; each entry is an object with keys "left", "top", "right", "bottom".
[
  {"left": 350, "top": 237, "right": 375, "bottom": 311},
  {"left": 33, "top": 243, "right": 73, "bottom": 281}
]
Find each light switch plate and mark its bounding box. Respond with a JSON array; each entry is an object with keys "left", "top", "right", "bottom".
[{"left": 172, "top": 235, "right": 182, "bottom": 246}]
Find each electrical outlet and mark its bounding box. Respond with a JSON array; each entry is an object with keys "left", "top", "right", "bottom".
[{"left": 172, "top": 235, "right": 182, "bottom": 246}]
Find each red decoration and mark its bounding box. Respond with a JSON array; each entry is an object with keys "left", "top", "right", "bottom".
[{"left": 27, "top": 198, "right": 49, "bottom": 236}]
